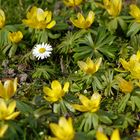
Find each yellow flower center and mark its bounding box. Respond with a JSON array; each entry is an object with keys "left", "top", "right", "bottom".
[{"left": 39, "top": 48, "right": 46, "bottom": 53}]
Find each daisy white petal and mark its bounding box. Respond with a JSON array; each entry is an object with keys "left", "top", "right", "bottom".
[{"left": 32, "top": 43, "right": 53, "bottom": 60}]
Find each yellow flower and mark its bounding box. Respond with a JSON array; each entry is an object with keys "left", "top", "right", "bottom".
[
  {"left": 0, "top": 124, "right": 8, "bottom": 138},
  {"left": 130, "top": 4, "right": 140, "bottom": 23},
  {"left": 22, "top": 6, "right": 56, "bottom": 29},
  {"left": 116, "top": 76, "right": 133, "bottom": 94},
  {"left": 72, "top": 92, "right": 101, "bottom": 112},
  {"left": 0, "top": 78, "right": 17, "bottom": 100},
  {"left": 43, "top": 80, "right": 69, "bottom": 102},
  {"left": 78, "top": 57, "right": 102, "bottom": 74},
  {"left": 9, "top": 31, "right": 23, "bottom": 43},
  {"left": 120, "top": 51, "right": 140, "bottom": 79},
  {"left": 96, "top": 129, "right": 120, "bottom": 140},
  {"left": 0, "top": 9, "right": 5, "bottom": 28},
  {"left": 70, "top": 11, "right": 95, "bottom": 29},
  {"left": 49, "top": 117, "right": 74, "bottom": 140},
  {"left": 103, "top": 0, "right": 122, "bottom": 17},
  {"left": 63, "top": 0, "right": 82, "bottom": 7},
  {"left": 0, "top": 99, "right": 20, "bottom": 120}
]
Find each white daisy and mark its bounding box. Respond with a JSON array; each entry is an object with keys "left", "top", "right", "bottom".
[{"left": 32, "top": 42, "right": 53, "bottom": 60}]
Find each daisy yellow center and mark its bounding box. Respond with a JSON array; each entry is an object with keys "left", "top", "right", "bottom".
[{"left": 39, "top": 48, "right": 46, "bottom": 53}]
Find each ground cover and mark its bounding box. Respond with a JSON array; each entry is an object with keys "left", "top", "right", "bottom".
[{"left": 0, "top": 0, "right": 140, "bottom": 140}]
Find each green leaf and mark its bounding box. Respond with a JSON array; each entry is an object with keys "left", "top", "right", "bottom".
[
  {"left": 118, "top": 94, "right": 130, "bottom": 113},
  {"left": 16, "top": 100, "right": 33, "bottom": 115},
  {"left": 127, "top": 22, "right": 140, "bottom": 37},
  {"left": 73, "top": 27, "right": 116, "bottom": 61},
  {"left": 117, "top": 17, "right": 127, "bottom": 32},
  {"left": 99, "top": 115, "right": 112, "bottom": 124},
  {"left": 32, "top": 65, "right": 55, "bottom": 80},
  {"left": 107, "top": 18, "right": 118, "bottom": 32},
  {"left": 91, "top": 113, "right": 99, "bottom": 129},
  {"left": 131, "top": 96, "right": 140, "bottom": 110},
  {"left": 9, "top": 44, "right": 18, "bottom": 58}
]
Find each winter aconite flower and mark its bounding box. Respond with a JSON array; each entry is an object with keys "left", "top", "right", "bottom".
[
  {"left": 130, "top": 4, "right": 140, "bottom": 23},
  {"left": 96, "top": 129, "right": 120, "bottom": 140},
  {"left": 120, "top": 51, "right": 140, "bottom": 79},
  {"left": 8, "top": 31, "right": 23, "bottom": 43},
  {"left": 0, "top": 99, "right": 20, "bottom": 120},
  {"left": 22, "top": 6, "right": 56, "bottom": 29},
  {"left": 0, "top": 78, "right": 17, "bottom": 100},
  {"left": 49, "top": 117, "right": 74, "bottom": 140},
  {"left": 32, "top": 43, "right": 53, "bottom": 60},
  {"left": 0, "top": 9, "right": 5, "bottom": 28},
  {"left": 72, "top": 92, "right": 101, "bottom": 112},
  {"left": 78, "top": 57, "right": 102, "bottom": 75},
  {"left": 116, "top": 76, "right": 133, "bottom": 94},
  {"left": 0, "top": 124, "right": 8, "bottom": 138},
  {"left": 70, "top": 11, "right": 95, "bottom": 29},
  {"left": 43, "top": 80, "right": 69, "bottom": 102},
  {"left": 103, "top": 0, "right": 122, "bottom": 17},
  {"left": 63, "top": 0, "right": 82, "bottom": 7}
]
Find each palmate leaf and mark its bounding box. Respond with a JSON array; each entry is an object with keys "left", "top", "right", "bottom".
[
  {"left": 73, "top": 27, "right": 117, "bottom": 61},
  {"left": 130, "top": 96, "right": 140, "bottom": 111},
  {"left": 127, "top": 22, "right": 140, "bottom": 37},
  {"left": 57, "top": 29, "right": 87, "bottom": 54},
  {"left": 118, "top": 94, "right": 130, "bottom": 113},
  {"left": 101, "top": 70, "right": 117, "bottom": 96},
  {"left": 32, "top": 65, "right": 56, "bottom": 80},
  {"left": 78, "top": 112, "right": 99, "bottom": 132},
  {"left": 116, "top": 113, "right": 136, "bottom": 129},
  {"left": 130, "top": 34, "right": 140, "bottom": 53}
]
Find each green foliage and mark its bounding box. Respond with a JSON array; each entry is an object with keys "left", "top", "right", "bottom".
[
  {"left": 73, "top": 27, "right": 117, "bottom": 61},
  {"left": 0, "top": 0, "right": 140, "bottom": 139},
  {"left": 57, "top": 30, "right": 87, "bottom": 54},
  {"left": 32, "top": 65, "right": 56, "bottom": 80}
]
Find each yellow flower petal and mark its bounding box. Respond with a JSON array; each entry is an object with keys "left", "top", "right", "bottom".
[
  {"left": 7, "top": 101, "right": 16, "bottom": 114},
  {"left": 0, "top": 81, "right": 6, "bottom": 99},
  {"left": 9, "top": 31, "right": 23, "bottom": 43},
  {"left": 51, "top": 80, "right": 62, "bottom": 91},
  {"left": 96, "top": 131, "right": 108, "bottom": 140},
  {"left": 79, "top": 94, "right": 90, "bottom": 107},
  {"left": 50, "top": 123, "right": 65, "bottom": 139},
  {"left": 91, "top": 92, "right": 101, "bottom": 107},
  {"left": 44, "top": 96, "right": 58, "bottom": 102},
  {"left": 130, "top": 4, "right": 140, "bottom": 22},
  {"left": 45, "top": 11, "right": 52, "bottom": 23},
  {"left": 95, "top": 57, "right": 102, "bottom": 72},
  {"left": 77, "top": 61, "right": 88, "bottom": 72},
  {"left": 59, "top": 117, "right": 74, "bottom": 135},
  {"left": 36, "top": 8, "right": 45, "bottom": 21},
  {"left": 0, "top": 9, "right": 5, "bottom": 28},
  {"left": 5, "top": 111, "right": 20, "bottom": 120},
  {"left": 86, "top": 11, "right": 95, "bottom": 25},
  {"left": 116, "top": 76, "right": 133, "bottom": 93},
  {"left": 75, "top": 0, "right": 82, "bottom": 6},
  {"left": 49, "top": 117, "right": 74, "bottom": 140},
  {"left": 63, "top": 82, "right": 69, "bottom": 92},
  {"left": 0, "top": 99, "right": 7, "bottom": 112},
  {"left": 111, "top": 129, "right": 120, "bottom": 140},
  {"left": 63, "top": 0, "right": 82, "bottom": 7},
  {"left": 4, "top": 80, "right": 14, "bottom": 100},
  {"left": 119, "top": 58, "right": 130, "bottom": 71},
  {"left": 46, "top": 20, "right": 56, "bottom": 29},
  {"left": 0, "top": 124, "right": 8, "bottom": 138},
  {"left": 43, "top": 87, "right": 52, "bottom": 95},
  {"left": 72, "top": 104, "right": 89, "bottom": 112}
]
